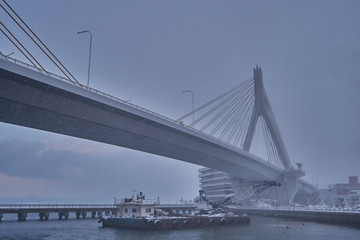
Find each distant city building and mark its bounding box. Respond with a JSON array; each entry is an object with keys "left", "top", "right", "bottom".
[{"left": 331, "top": 176, "right": 360, "bottom": 207}]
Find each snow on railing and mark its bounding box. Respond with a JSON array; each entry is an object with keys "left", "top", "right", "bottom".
[
  {"left": 0, "top": 53, "right": 176, "bottom": 124},
  {"left": 0, "top": 203, "right": 115, "bottom": 209},
  {"left": 233, "top": 205, "right": 360, "bottom": 213}
]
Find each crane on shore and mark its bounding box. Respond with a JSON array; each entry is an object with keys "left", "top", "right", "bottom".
[{"left": 199, "top": 181, "right": 281, "bottom": 209}]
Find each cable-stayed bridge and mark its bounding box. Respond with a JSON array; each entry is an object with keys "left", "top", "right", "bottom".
[
  {"left": 0, "top": 54, "right": 315, "bottom": 205},
  {"left": 0, "top": 0, "right": 316, "bottom": 205}
]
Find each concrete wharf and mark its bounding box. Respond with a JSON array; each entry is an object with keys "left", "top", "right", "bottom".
[{"left": 230, "top": 207, "right": 360, "bottom": 225}]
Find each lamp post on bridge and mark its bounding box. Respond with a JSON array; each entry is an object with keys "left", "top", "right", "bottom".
[
  {"left": 181, "top": 90, "right": 194, "bottom": 128},
  {"left": 77, "top": 30, "right": 92, "bottom": 88}
]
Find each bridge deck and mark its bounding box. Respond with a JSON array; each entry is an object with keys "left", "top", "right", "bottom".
[{"left": 0, "top": 57, "right": 283, "bottom": 182}]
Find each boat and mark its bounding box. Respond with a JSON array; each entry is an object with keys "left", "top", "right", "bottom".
[{"left": 99, "top": 192, "right": 250, "bottom": 230}]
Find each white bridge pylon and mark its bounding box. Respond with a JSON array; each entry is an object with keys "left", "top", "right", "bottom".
[{"left": 177, "top": 66, "right": 292, "bottom": 170}]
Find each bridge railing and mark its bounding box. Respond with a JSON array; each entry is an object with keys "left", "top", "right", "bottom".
[
  {"left": 0, "top": 54, "right": 207, "bottom": 130},
  {"left": 0, "top": 53, "right": 83, "bottom": 87},
  {"left": 0, "top": 53, "right": 177, "bottom": 124},
  {"left": 235, "top": 206, "right": 360, "bottom": 213},
  {"left": 0, "top": 203, "right": 115, "bottom": 209},
  {"left": 156, "top": 204, "right": 197, "bottom": 208}
]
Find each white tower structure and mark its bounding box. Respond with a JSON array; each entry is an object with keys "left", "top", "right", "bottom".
[
  {"left": 198, "top": 66, "right": 305, "bottom": 205},
  {"left": 243, "top": 66, "right": 292, "bottom": 169},
  {"left": 198, "top": 168, "right": 234, "bottom": 202}
]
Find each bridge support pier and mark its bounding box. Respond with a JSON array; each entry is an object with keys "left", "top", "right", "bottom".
[
  {"left": 64, "top": 212, "right": 69, "bottom": 220},
  {"left": 279, "top": 169, "right": 304, "bottom": 205},
  {"left": 0, "top": 212, "right": 3, "bottom": 221},
  {"left": 97, "top": 211, "right": 103, "bottom": 218},
  {"left": 17, "top": 212, "right": 27, "bottom": 221},
  {"left": 58, "top": 212, "right": 64, "bottom": 220},
  {"left": 91, "top": 211, "right": 96, "bottom": 218},
  {"left": 39, "top": 212, "right": 49, "bottom": 221},
  {"left": 76, "top": 211, "right": 81, "bottom": 219},
  {"left": 82, "top": 211, "right": 87, "bottom": 219}
]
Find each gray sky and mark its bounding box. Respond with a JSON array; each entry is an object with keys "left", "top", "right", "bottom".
[{"left": 1, "top": 0, "right": 359, "bottom": 202}]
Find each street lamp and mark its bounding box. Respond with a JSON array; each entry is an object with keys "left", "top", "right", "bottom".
[
  {"left": 77, "top": 30, "right": 92, "bottom": 88},
  {"left": 181, "top": 90, "right": 194, "bottom": 127}
]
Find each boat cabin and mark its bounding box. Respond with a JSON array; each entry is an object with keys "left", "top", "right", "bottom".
[{"left": 115, "top": 192, "right": 156, "bottom": 218}]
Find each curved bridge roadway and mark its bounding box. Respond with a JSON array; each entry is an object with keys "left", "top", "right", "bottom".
[{"left": 0, "top": 58, "right": 313, "bottom": 196}]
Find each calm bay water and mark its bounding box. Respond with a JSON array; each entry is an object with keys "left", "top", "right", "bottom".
[{"left": 0, "top": 215, "right": 359, "bottom": 240}]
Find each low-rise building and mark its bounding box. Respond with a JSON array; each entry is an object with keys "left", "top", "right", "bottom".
[
  {"left": 198, "top": 167, "right": 234, "bottom": 202},
  {"left": 331, "top": 176, "right": 360, "bottom": 207}
]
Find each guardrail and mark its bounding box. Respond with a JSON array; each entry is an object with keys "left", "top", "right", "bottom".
[
  {"left": 0, "top": 203, "right": 115, "bottom": 209},
  {"left": 0, "top": 203, "right": 200, "bottom": 210},
  {"left": 0, "top": 53, "right": 176, "bottom": 124},
  {"left": 156, "top": 204, "right": 197, "bottom": 208},
  {"left": 233, "top": 206, "right": 360, "bottom": 213}
]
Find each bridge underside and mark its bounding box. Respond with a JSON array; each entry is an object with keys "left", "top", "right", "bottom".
[{"left": 0, "top": 60, "right": 284, "bottom": 182}]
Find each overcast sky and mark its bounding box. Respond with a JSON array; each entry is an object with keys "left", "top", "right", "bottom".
[{"left": 1, "top": 0, "right": 359, "bottom": 203}]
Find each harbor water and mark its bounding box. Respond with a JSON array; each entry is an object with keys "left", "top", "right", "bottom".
[{"left": 0, "top": 215, "right": 359, "bottom": 240}]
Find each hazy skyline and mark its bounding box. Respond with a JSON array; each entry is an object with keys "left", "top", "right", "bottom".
[{"left": 1, "top": 0, "right": 359, "bottom": 202}]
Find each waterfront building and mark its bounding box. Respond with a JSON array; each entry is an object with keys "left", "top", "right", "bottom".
[
  {"left": 331, "top": 176, "right": 360, "bottom": 207},
  {"left": 198, "top": 167, "right": 234, "bottom": 202}
]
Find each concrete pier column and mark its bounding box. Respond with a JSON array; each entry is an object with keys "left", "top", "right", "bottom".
[
  {"left": 97, "top": 211, "right": 103, "bottom": 218},
  {"left": 64, "top": 212, "right": 69, "bottom": 220},
  {"left": 76, "top": 211, "right": 81, "bottom": 219},
  {"left": 0, "top": 212, "right": 3, "bottom": 221},
  {"left": 280, "top": 169, "right": 304, "bottom": 205},
  {"left": 91, "top": 211, "right": 96, "bottom": 218},
  {"left": 82, "top": 211, "right": 87, "bottom": 219},
  {"left": 39, "top": 212, "right": 49, "bottom": 221},
  {"left": 58, "top": 212, "right": 64, "bottom": 220},
  {"left": 17, "top": 212, "right": 27, "bottom": 221}
]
